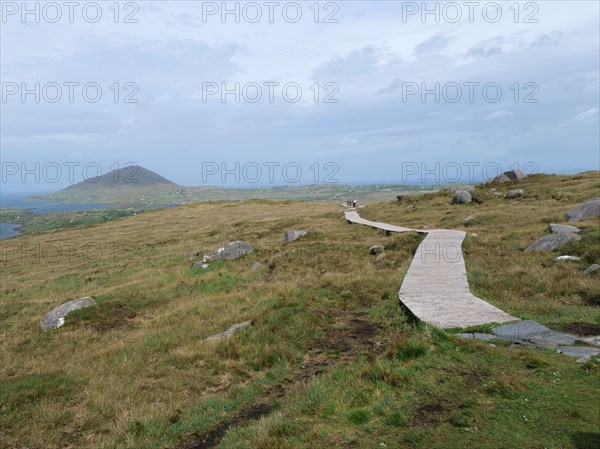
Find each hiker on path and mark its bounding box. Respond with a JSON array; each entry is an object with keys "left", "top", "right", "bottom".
[{"left": 353, "top": 199, "right": 357, "bottom": 208}]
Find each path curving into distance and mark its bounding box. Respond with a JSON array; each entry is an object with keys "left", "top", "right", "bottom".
[{"left": 345, "top": 210, "right": 518, "bottom": 329}]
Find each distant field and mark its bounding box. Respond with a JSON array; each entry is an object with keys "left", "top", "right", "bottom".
[
  {"left": 39, "top": 183, "right": 436, "bottom": 206},
  {"left": 1, "top": 173, "right": 599, "bottom": 449}
]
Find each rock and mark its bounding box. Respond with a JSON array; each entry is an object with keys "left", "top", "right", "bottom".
[
  {"left": 581, "top": 335, "right": 600, "bottom": 347},
  {"left": 471, "top": 233, "right": 478, "bottom": 238},
  {"left": 506, "top": 189, "right": 523, "bottom": 199},
  {"left": 489, "top": 188, "right": 497, "bottom": 192},
  {"left": 491, "top": 320, "right": 578, "bottom": 347},
  {"left": 584, "top": 264, "right": 600, "bottom": 274},
  {"left": 39, "top": 296, "right": 97, "bottom": 332},
  {"left": 503, "top": 169, "right": 528, "bottom": 181},
  {"left": 464, "top": 215, "right": 475, "bottom": 222},
  {"left": 489, "top": 169, "right": 528, "bottom": 184},
  {"left": 369, "top": 244, "right": 385, "bottom": 255},
  {"left": 557, "top": 346, "right": 600, "bottom": 363},
  {"left": 188, "top": 251, "right": 200, "bottom": 261},
  {"left": 456, "top": 332, "right": 496, "bottom": 341},
  {"left": 451, "top": 191, "right": 472, "bottom": 205},
  {"left": 375, "top": 252, "right": 386, "bottom": 262},
  {"left": 491, "top": 173, "right": 511, "bottom": 183},
  {"left": 448, "top": 185, "right": 475, "bottom": 192},
  {"left": 202, "top": 241, "right": 253, "bottom": 262},
  {"left": 567, "top": 197, "right": 600, "bottom": 222},
  {"left": 251, "top": 261, "right": 261, "bottom": 271},
  {"left": 549, "top": 223, "right": 581, "bottom": 234},
  {"left": 206, "top": 320, "right": 252, "bottom": 341},
  {"left": 283, "top": 230, "right": 307, "bottom": 243},
  {"left": 554, "top": 255, "right": 581, "bottom": 262},
  {"left": 193, "top": 261, "right": 209, "bottom": 269},
  {"left": 525, "top": 233, "right": 581, "bottom": 252}
]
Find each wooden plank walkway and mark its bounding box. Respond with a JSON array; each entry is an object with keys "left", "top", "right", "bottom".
[{"left": 345, "top": 210, "right": 518, "bottom": 328}]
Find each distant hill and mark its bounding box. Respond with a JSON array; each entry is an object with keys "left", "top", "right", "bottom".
[
  {"left": 41, "top": 166, "right": 181, "bottom": 203},
  {"left": 34, "top": 165, "right": 432, "bottom": 205}
]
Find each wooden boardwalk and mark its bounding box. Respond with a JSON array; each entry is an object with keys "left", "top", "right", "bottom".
[{"left": 345, "top": 210, "right": 518, "bottom": 328}]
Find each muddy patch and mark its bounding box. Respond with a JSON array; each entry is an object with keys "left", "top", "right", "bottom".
[
  {"left": 180, "top": 402, "right": 273, "bottom": 449},
  {"left": 321, "top": 310, "right": 381, "bottom": 358},
  {"left": 175, "top": 310, "right": 380, "bottom": 449},
  {"left": 412, "top": 402, "right": 449, "bottom": 425}
]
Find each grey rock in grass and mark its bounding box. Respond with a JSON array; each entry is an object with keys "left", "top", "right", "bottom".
[
  {"left": 491, "top": 320, "right": 578, "bottom": 347},
  {"left": 525, "top": 233, "right": 581, "bottom": 252},
  {"left": 584, "top": 264, "right": 600, "bottom": 274},
  {"left": 581, "top": 335, "right": 600, "bottom": 347},
  {"left": 488, "top": 169, "right": 528, "bottom": 184},
  {"left": 491, "top": 174, "right": 511, "bottom": 183},
  {"left": 456, "top": 332, "right": 496, "bottom": 341},
  {"left": 554, "top": 255, "right": 581, "bottom": 263},
  {"left": 206, "top": 320, "right": 252, "bottom": 341},
  {"left": 202, "top": 241, "right": 253, "bottom": 263},
  {"left": 567, "top": 197, "right": 600, "bottom": 222},
  {"left": 375, "top": 252, "right": 386, "bottom": 262},
  {"left": 193, "top": 261, "right": 209, "bottom": 269},
  {"left": 557, "top": 346, "right": 600, "bottom": 363},
  {"left": 369, "top": 244, "right": 385, "bottom": 255},
  {"left": 283, "top": 230, "right": 307, "bottom": 243},
  {"left": 503, "top": 169, "right": 528, "bottom": 181},
  {"left": 506, "top": 189, "right": 524, "bottom": 199},
  {"left": 39, "top": 296, "right": 96, "bottom": 332},
  {"left": 549, "top": 223, "right": 581, "bottom": 234},
  {"left": 251, "top": 261, "right": 261, "bottom": 271},
  {"left": 451, "top": 191, "right": 472, "bottom": 205},
  {"left": 464, "top": 215, "right": 475, "bottom": 222}
]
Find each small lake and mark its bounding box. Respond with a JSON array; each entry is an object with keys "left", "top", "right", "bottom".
[
  {"left": 1, "top": 193, "right": 113, "bottom": 214},
  {"left": 0, "top": 192, "right": 116, "bottom": 240},
  {"left": 0, "top": 223, "right": 22, "bottom": 240}
]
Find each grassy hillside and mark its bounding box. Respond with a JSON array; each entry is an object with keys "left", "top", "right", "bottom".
[{"left": 1, "top": 173, "right": 599, "bottom": 449}]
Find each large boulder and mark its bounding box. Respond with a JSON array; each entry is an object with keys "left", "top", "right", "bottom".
[
  {"left": 283, "top": 230, "right": 307, "bottom": 243},
  {"left": 503, "top": 169, "right": 528, "bottom": 181},
  {"left": 39, "top": 296, "right": 97, "bottom": 332},
  {"left": 488, "top": 169, "right": 528, "bottom": 184},
  {"left": 525, "top": 233, "right": 581, "bottom": 252},
  {"left": 451, "top": 190, "right": 472, "bottom": 205},
  {"left": 566, "top": 197, "right": 600, "bottom": 222},
  {"left": 202, "top": 241, "right": 253, "bottom": 263},
  {"left": 550, "top": 223, "right": 580, "bottom": 234},
  {"left": 491, "top": 173, "right": 511, "bottom": 183}
]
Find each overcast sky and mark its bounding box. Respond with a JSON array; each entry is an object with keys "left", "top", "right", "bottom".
[{"left": 1, "top": 1, "right": 599, "bottom": 191}]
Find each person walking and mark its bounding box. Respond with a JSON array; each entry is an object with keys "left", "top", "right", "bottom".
[{"left": 352, "top": 199, "right": 357, "bottom": 208}]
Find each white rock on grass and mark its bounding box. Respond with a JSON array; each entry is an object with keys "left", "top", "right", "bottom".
[
  {"left": 39, "top": 296, "right": 97, "bottom": 332},
  {"left": 206, "top": 320, "right": 252, "bottom": 341},
  {"left": 583, "top": 264, "right": 600, "bottom": 274},
  {"left": 283, "top": 230, "right": 307, "bottom": 243},
  {"left": 549, "top": 223, "right": 581, "bottom": 234},
  {"left": 554, "top": 255, "right": 581, "bottom": 262},
  {"left": 202, "top": 241, "right": 253, "bottom": 263}
]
